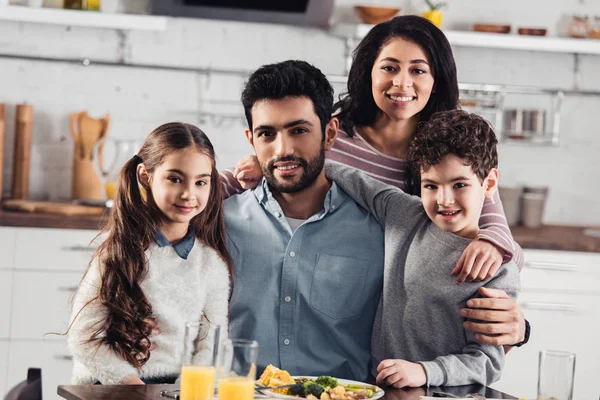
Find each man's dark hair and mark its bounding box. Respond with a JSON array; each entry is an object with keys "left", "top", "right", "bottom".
[
  {"left": 406, "top": 110, "right": 498, "bottom": 194},
  {"left": 241, "top": 60, "right": 334, "bottom": 139},
  {"left": 333, "top": 15, "right": 459, "bottom": 135}
]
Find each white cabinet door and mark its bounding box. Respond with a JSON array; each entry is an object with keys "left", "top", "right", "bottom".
[
  {"left": 0, "top": 227, "right": 16, "bottom": 269},
  {"left": 492, "top": 291, "right": 600, "bottom": 400},
  {"left": 14, "top": 227, "right": 99, "bottom": 272},
  {"left": 10, "top": 271, "right": 83, "bottom": 340},
  {"left": 0, "top": 271, "right": 13, "bottom": 339},
  {"left": 0, "top": 340, "right": 8, "bottom": 399},
  {"left": 7, "top": 340, "right": 73, "bottom": 400}
]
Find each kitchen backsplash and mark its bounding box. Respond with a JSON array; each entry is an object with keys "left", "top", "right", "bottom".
[{"left": 0, "top": 2, "right": 599, "bottom": 226}]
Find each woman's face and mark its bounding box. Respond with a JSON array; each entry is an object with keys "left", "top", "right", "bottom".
[{"left": 371, "top": 37, "right": 435, "bottom": 123}]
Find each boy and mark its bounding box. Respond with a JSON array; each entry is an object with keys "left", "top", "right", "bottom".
[{"left": 325, "top": 110, "right": 520, "bottom": 387}]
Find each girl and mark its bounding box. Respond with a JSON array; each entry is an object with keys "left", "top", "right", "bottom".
[
  {"left": 68, "top": 122, "right": 231, "bottom": 385},
  {"left": 224, "top": 16, "right": 526, "bottom": 347}
]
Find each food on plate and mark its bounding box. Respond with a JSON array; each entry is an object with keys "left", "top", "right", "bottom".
[{"left": 258, "top": 365, "right": 381, "bottom": 399}]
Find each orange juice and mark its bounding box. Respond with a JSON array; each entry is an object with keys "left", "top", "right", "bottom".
[
  {"left": 218, "top": 376, "right": 254, "bottom": 400},
  {"left": 180, "top": 365, "right": 216, "bottom": 400},
  {"left": 104, "top": 181, "right": 117, "bottom": 200}
]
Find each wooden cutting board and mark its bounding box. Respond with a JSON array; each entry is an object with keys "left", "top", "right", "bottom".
[{"left": 2, "top": 200, "right": 105, "bottom": 216}]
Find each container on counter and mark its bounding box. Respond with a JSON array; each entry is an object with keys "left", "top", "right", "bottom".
[
  {"left": 86, "top": 0, "right": 100, "bottom": 10},
  {"left": 0, "top": 104, "right": 5, "bottom": 201},
  {"left": 567, "top": 15, "right": 590, "bottom": 38},
  {"left": 590, "top": 16, "right": 600, "bottom": 39},
  {"left": 498, "top": 186, "right": 523, "bottom": 227},
  {"left": 63, "top": 0, "right": 82, "bottom": 9},
  {"left": 521, "top": 186, "right": 549, "bottom": 228}
]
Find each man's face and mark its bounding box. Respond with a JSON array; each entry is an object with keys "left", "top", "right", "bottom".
[{"left": 246, "top": 96, "right": 335, "bottom": 194}]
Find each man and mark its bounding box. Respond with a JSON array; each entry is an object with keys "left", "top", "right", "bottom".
[{"left": 224, "top": 60, "right": 384, "bottom": 382}]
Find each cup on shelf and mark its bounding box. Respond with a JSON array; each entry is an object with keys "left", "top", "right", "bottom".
[
  {"left": 538, "top": 350, "right": 576, "bottom": 400},
  {"left": 217, "top": 339, "right": 259, "bottom": 400}
]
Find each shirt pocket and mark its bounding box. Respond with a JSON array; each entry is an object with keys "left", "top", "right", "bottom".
[{"left": 309, "top": 253, "right": 368, "bottom": 319}]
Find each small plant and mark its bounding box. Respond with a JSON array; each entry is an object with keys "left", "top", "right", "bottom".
[{"left": 424, "top": 0, "right": 446, "bottom": 10}]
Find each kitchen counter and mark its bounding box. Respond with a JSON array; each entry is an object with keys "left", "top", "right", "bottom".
[
  {"left": 512, "top": 224, "right": 600, "bottom": 253},
  {"left": 0, "top": 209, "right": 107, "bottom": 230}
]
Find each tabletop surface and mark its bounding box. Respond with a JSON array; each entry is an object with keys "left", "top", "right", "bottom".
[{"left": 58, "top": 383, "right": 517, "bottom": 400}]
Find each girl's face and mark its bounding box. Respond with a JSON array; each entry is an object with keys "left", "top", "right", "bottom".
[
  {"left": 146, "top": 148, "right": 213, "bottom": 234},
  {"left": 371, "top": 37, "right": 435, "bottom": 124}
]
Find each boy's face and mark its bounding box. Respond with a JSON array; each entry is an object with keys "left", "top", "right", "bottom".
[
  {"left": 245, "top": 96, "right": 337, "bottom": 194},
  {"left": 420, "top": 154, "right": 498, "bottom": 239}
]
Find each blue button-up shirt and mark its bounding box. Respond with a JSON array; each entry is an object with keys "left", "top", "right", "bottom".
[{"left": 225, "top": 178, "right": 384, "bottom": 382}]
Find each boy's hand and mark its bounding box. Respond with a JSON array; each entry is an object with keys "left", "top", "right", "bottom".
[
  {"left": 233, "top": 155, "right": 262, "bottom": 190},
  {"left": 376, "top": 359, "right": 427, "bottom": 388},
  {"left": 461, "top": 287, "right": 525, "bottom": 348},
  {"left": 452, "top": 239, "right": 503, "bottom": 283}
]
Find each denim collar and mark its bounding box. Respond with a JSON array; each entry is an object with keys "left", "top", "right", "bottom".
[{"left": 155, "top": 225, "right": 195, "bottom": 260}]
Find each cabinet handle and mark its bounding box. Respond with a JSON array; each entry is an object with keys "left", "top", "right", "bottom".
[
  {"left": 58, "top": 286, "right": 78, "bottom": 293},
  {"left": 521, "top": 302, "right": 576, "bottom": 312},
  {"left": 525, "top": 260, "right": 580, "bottom": 272},
  {"left": 61, "top": 245, "right": 96, "bottom": 252},
  {"left": 54, "top": 355, "right": 73, "bottom": 361}
]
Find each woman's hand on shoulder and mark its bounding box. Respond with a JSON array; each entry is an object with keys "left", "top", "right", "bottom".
[
  {"left": 452, "top": 239, "right": 504, "bottom": 283},
  {"left": 376, "top": 359, "right": 426, "bottom": 388},
  {"left": 233, "top": 155, "right": 262, "bottom": 190}
]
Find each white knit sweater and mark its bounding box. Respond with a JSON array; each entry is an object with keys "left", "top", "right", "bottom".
[{"left": 67, "top": 240, "right": 230, "bottom": 385}]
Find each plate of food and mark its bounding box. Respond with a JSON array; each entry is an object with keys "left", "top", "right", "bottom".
[{"left": 257, "top": 365, "right": 384, "bottom": 399}]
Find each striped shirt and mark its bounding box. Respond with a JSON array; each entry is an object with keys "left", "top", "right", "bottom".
[{"left": 219, "top": 128, "right": 523, "bottom": 268}]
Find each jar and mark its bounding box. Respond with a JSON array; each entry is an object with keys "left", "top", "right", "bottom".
[
  {"left": 590, "top": 16, "right": 600, "bottom": 39},
  {"left": 567, "top": 15, "right": 590, "bottom": 38}
]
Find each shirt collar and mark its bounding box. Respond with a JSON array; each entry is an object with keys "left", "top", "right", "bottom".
[
  {"left": 253, "top": 177, "right": 347, "bottom": 217},
  {"left": 155, "top": 225, "right": 195, "bottom": 260}
]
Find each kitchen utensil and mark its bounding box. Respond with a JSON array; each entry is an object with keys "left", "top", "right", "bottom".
[
  {"left": 538, "top": 350, "right": 576, "bottom": 400},
  {"left": 255, "top": 383, "right": 298, "bottom": 391},
  {"left": 473, "top": 24, "right": 511, "bottom": 34},
  {"left": 2, "top": 199, "right": 104, "bottom": 216},
  {"left": 71, "top": 111, "right": 109, "bottom": 160},
  {"left": 11, "top": 104, "right": 33, "bottom": 200},
  {"left": 0, "top": 104, "right": 5, "bottom": 201},
  {"left": 518, "top": 27, "right": 548, "bottom": 36},
  {"left": 93, "top": 137, "right": 143, "bottom": 201},
  {"left": 354, "top": 6, "right": 400, "bottom": 25}
]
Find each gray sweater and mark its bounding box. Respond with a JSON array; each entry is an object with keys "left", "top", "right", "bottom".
[{"left": 325, "top": 161, "right": 520, "bottom": 386}]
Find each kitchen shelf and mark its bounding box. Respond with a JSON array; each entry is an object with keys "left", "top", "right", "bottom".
[
  {"left": 349, "top": 24, "right": 600, "bottom": 55},
  {"left": 0, "top": 5, "right": 167, "bottom": 31}
]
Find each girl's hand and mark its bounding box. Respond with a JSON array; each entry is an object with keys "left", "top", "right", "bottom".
[
  {"left": 120, "top": 375, "right": 145, "bottom": 385},
  {"left": 233, "top": 155, "right": 262, "bottom": 190},
  {"left": 461, "top": 287, "right": 525, "bottom": 348},
  {"left": 452, "top": 239, "right": 504, "bottom": 283},
  {"left": 376, "top": 359, "right": 427, "bottom": 388}
]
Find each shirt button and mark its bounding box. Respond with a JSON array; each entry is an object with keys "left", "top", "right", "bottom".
[
  {"left": 283, "top": 339, "right": 290, "bottom": 345},
  {"left": 284, "top": 296, "right": 291, "bottom": 303},
  {"left": 275, "top": 212, "right": 282, "bottom": 218},
  {"left": 289, "top": 251, "right": 296, "bottom": 258},
  {"left": 331, "top": 204, "right": 336, "bottom": 210}
]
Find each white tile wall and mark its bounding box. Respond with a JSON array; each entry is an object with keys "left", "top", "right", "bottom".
[{"left": 0, "top": 2, "right": 599, "bottom": 225}]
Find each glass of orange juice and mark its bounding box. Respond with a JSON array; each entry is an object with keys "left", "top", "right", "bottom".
[
  {"left": 217, "top": 339, "right": 259, "bottom": 400},
  {"left": 179, "top": 321, "right": 220, "bottom": 400}
]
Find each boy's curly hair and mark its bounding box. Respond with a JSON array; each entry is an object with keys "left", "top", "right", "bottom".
[{"left": 406, "top": 110, "right": 498, "bottom": 194}]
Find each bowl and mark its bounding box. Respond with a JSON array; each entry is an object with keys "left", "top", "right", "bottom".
[
  {"left": 473, "top": 23, "right": 511, "bottom": 34},
  {"left": 354, "top": 6, "right": 400, "bottom": 25},
  {"left": 518, "top": 27, "right": 548, "bottom": 36}
]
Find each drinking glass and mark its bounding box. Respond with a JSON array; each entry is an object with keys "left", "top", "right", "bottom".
[
  {"left": 537, "top": 350, "right": 576, "bottom": 400},
  {"left": 217, "top": 339, "right": 259, "bottom": 400},
  {"left": 179, "top": 321, "right": 221, "bottom": 400}
]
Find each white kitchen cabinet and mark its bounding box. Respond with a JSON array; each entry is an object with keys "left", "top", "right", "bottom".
[
  {"left": 0, "top": 271, "right": 13, "bottom": 339},
  {"left": 7, "top": 340, "right": 73, "bottom": 400},
  {"left": 0, "top": 227, "right": 16, "bottom": 269},
  {"left": 0, "top": 341, "right": 8, "bottom": 398},
  {"left": 491, "top": 249, "right": 600, "bottom": 400},
  {"left": 14, "top": 228, "right": 99, "bottom": 272},
  {"left": 10, "top": 271, "right": 82, "bottom": 340}
]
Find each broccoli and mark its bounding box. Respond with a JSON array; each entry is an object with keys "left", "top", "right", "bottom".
[
  {"left": 315, "top": 376, "right": 338, "bottom": 389},
  {"left": 288, "top": 383, "right": 306, "bottom": 396},
  {"left": 303, "top": 381, "right": 325, "bottom": 398}
]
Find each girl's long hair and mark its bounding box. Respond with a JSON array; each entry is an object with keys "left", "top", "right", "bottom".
[
  {"left": 333, "top": 15, "right": 459, "bottom": 136},
  {"left": 80, "top": 122, "right": 231, "bottom": 370}
]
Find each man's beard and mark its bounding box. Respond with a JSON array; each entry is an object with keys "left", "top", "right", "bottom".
[{"left": 262, "top": 148, "right": 325, "bottom": 194}]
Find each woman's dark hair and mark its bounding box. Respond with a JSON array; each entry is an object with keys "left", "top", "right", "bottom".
[
  {"left": 406, "top": 110, "right": 498, "bottom": 195},
  {"left": 77, "top": 122, "right": 232, "bottom": 370},
  {"left": 241, "top": 60, "right": 334, "bottom": 139},
  {"left": 334, "top": 15, "right": 459, "bottom": 135}
]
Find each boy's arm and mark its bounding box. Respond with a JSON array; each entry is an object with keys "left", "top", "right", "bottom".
[
  {"left": 324, "top": 160, "right": 423, "bottom": 227},
  {"left": 478, "top": 191, "right": 524, "bottom": 270},
  {"left": 419, "top": 263, "right": 520, "bottom": 386}
]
